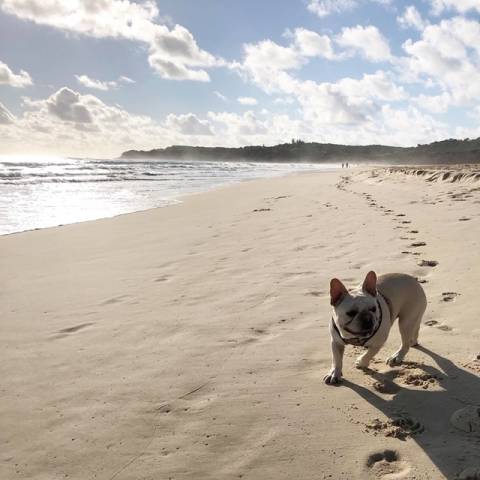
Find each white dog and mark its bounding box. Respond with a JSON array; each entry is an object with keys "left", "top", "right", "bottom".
[{"left": 324, "top": 271, "right": 427, "bottom": 385}]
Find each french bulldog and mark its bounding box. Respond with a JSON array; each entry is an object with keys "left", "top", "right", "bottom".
[{"left": 324, "top": 271, "right": 427, "bottom": 385}]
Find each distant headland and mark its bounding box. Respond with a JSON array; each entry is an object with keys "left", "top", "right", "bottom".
[{"left": 121, "top": 137, "right": 480, "bottom": 164}]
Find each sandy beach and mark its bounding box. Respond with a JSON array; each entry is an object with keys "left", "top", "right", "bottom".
[{"left": 1, "top": 167, "right": 479, "bottom": 480}]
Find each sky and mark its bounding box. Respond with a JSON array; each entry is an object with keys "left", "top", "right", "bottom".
[{"left": 1, "top": 0, "right": 480, "bottom": 158}]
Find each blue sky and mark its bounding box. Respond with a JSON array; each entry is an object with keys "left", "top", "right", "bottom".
[{"left": 1, "top": 0, "right": 480, "bottom": 157}]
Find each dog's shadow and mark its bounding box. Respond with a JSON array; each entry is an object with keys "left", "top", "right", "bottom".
[{"left": 343, "top": 345, "right": 480, "bottom": 478}]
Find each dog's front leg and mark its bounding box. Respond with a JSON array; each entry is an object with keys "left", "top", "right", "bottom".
[
  {"left": 355, "top": 344, "right": 382, "bottom": 369},
  {"left": 324, "top": 340, "right": 345, "bottom": 385}
]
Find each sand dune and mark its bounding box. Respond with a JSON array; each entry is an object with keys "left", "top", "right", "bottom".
[{"left": 1, "top": 168, "right": 479, "bottom": 479}]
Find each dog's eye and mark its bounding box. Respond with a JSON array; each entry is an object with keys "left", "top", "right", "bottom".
[
  {"left": 346, "top": 310, "right": 358, "bottom": 317},
  {"left": 370, "top": 306, "right": 377, "bottom": 313}
]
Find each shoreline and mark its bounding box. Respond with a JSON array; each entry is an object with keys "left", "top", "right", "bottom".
[
  {"left": 1, "top": 167, "right": 479, "bottom": 479},
  {"left": 4, "top": 162, "right": 480, "bottom": 238},
  {"left": 0, "top": 164, "right": 334, "bottom": 237}
]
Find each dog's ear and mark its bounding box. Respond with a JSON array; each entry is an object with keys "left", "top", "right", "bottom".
[
  {"left": 330, "top": 278, "right": 348, "bottom": 306},
  {"left": 362, "top": 271, "right": 377, "bottom": 296}
]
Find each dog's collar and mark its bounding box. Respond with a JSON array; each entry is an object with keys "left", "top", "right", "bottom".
[{"left": 331, "top": 296, "right": 385, "bottom": 347}]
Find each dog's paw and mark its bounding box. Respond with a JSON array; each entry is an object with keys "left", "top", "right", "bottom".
[
  {"left": 386, "top": 354, "right": 403, "bottom": 367},
  {"left": 355, "top": 357, "right": 370, "bottom": 369},
  {"left": 324, "top": 370, "right": 342, "bottom": 385}
]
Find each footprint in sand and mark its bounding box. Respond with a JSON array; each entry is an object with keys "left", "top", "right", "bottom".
[
  {"left": 51, "top": 322, "right": 94, "bottom": 339},
  {"left": 424, "top": 320, "right": 452, "bottom": 331},
  {"left": 410, "top": 242, "right": 426, "bottom": 247},
  {"left": 366, "top": 450, "right": 411, "bottom": 478},
  {"left": 442, "top": 292, "right": 460, "bottom": 302},
  {"left": 394, "top": 369, "right": 441, "bottom": 390},
  {"left": 100, "top": 295, "right": 130, "bottom": 305},
  {"left": 418, "top": 260, "right": 438, "bottom": 267},
  {"left": 58, "top": 322, "right": 94, "bottom": 334},
  {"left": 365, "top": 415, "right": 424, "bottom": 440},
  {"left": 437, "top": 324, "right": 453, "bottom": 331},
  {"left": 154, "top": 275, "right": 171, "bottom": 282},
  {"left": 409, "top": 230, "right": 419, "bottom": 234}
]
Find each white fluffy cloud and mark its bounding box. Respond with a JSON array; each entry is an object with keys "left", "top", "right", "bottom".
[
  {"left": 412, "top": 92, "right": 452, "bottom": 113},
  {"left": 45, "top": 87, "right": 94, "bottom": 123},
  {"left": 336, "top": 25, "right": 391, "bottom": 62},
  {"left": 292, "top": 28, "right": 337, "bottom": 60},
  {"left": 397, "top": 6, "right": 427, "bottom": 30},
  {"left": 148, "top": 25, "right": 219, "bottom": 81},
  {"left": 165, "top": 113, "right": 214, "bottom": 136},
  {"left": 401, "top": 17, "right": 480, "bottom": 107},
  {"left": 0, "top": 60, "right": 33, "bottom": 87},
  {"left": 0, "top": 0, "right": 219, "bottom": 81},
  {"left": 1, "top": 86, "right": 169, "bottom": 156}
]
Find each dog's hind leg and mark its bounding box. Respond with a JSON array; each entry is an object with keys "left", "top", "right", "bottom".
[{"left": 386, "top": 307, "right": 425, "bottom": 366}]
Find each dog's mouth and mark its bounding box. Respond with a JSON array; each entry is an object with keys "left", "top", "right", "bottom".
[{"left": 344, "top": 325, "right": 374, "bottom": 337}]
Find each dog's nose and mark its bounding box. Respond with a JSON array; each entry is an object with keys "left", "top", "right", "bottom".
[{"left": 360, "top": 314, "right": 373, "bottom": 330}]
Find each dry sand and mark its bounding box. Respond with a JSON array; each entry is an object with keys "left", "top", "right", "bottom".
[{"left": 1, "top": 167, "right": 479, "bottom": 480}]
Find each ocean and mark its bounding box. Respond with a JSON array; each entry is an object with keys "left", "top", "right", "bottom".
[{"left": 0, "top": 156, "right": 335, "bottom": 235}]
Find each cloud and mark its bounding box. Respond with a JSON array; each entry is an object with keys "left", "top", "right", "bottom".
[
  {"left": 75, "top": 74, "right": 136, "bottom": 90},
  {"left": 0, "top": 0, "right": 220, "bottom": 81},
  {"left": 235, "top": 32, "right": 405, "bottom": 127},
  {"left": 0, "top": 101, "right": 15, "bottom": 124},
  {"left": 119, "top": 76, "right": 135, "bottom": 84},
  {"left": 214, "top": 91, "right": 228, "bottom": 102},
  {"left": 273, "top": 97, "right": 295, "bottom": 105},
  {"left": 165, "top": 113, "right": 214, "bottom": 135},
  {"left": 238, "top": 97, "right": 258, "bottom": 106},
  {"left": 291, "top": 28, "right": 337, "bottom": 60},
  {"left": 307, "top": 0, "right": 392, "bottom": 17},
  {"left": 307, "top": 0, "right": 357, "bottom": 17},
  {"left": 428, "top": 0, "right": 480, "bottom": 15},
  {"left": 400, "top": 17, "right": 480, "bottom": 107},
  {"left": 0, "top": 60, "right": 33, "bottom": 87},
  {"left": 75, "top": 74, "right": 118, "bottom": 91},
  {"left": 44, "top": 87, "right": 93, "bottom": 123},
  {"left": 3, "top": 86, "right": 170, "bottom": 156},
  {"left": 233, "top": 39, "right": 305, "bottom": 94},
  {"left": 148, "top": 24, "right": 219, "bottom": 81},
  {"left": 412, "top": 92, "right": 452, "bottom": 113},
  {"left": 336, "top": 25, "right": 391, "bottom": 62},
  {"left": 208, "top": 111, "right": 268, "bottom": 136},
  {"left": 292, "top": 71, "right": 405, "bottom": 126},
  {"left": 397, "top": 6, "right": 427, "bottom": 30}
]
